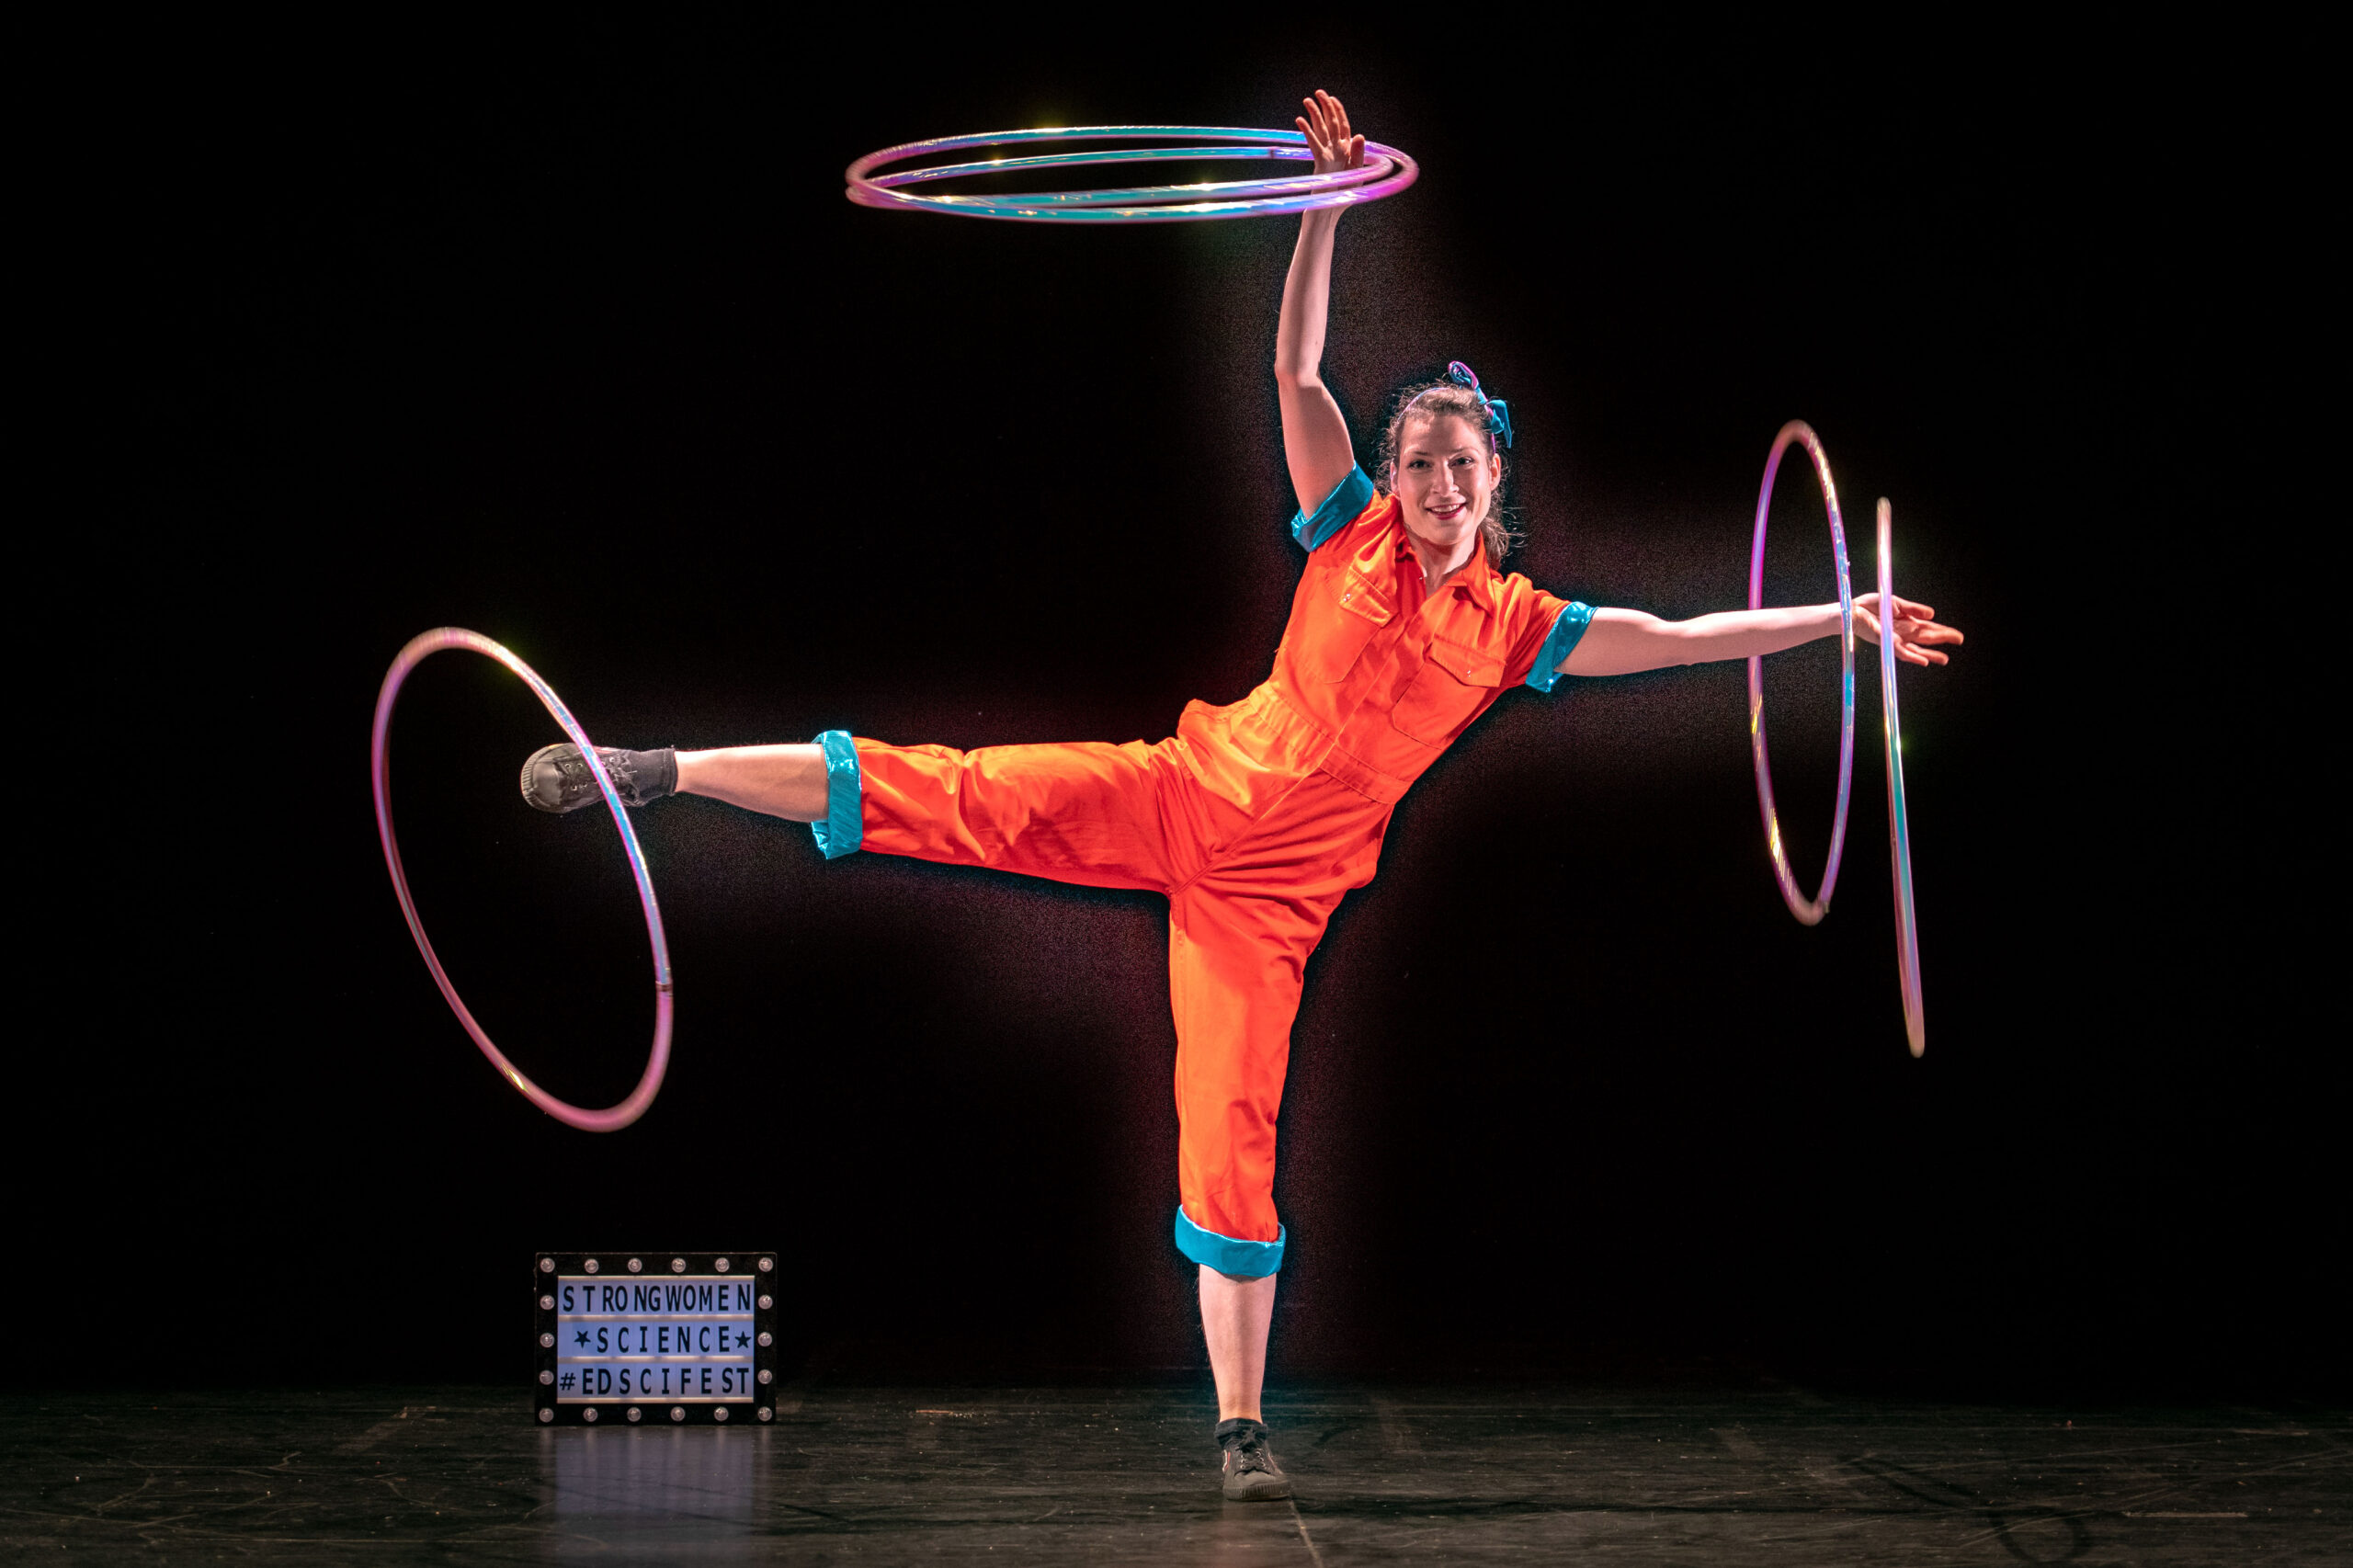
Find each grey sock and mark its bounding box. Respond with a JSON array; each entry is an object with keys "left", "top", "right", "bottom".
[{"left": 606, "top": 746, "right": 677, "bottom": 806}]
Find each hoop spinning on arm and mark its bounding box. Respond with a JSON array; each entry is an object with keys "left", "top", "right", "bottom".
[
  {"left": 846, "top": 126, "right": 1418, "bottom": 223},
  {"left": 370, "top": 628, "right": 674, "bottom": 1131},
  {"left": 1742, "top": 430, "right": 1933, "bottom": 1054},
  {"left": 1746, "top": 421, "right": 1857, "bottom": 927}
]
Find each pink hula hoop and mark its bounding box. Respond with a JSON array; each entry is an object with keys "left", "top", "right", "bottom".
[
  {"left": 370, "top": 628, "right": 673, "bottom": 1131},
  {"left": 1876, "top": 500, "right": 1927, "bottom": 1057},
  {"left": 1747, "top": 421, "right": 1858, "bottom": 928},
  {"left": 845, "top": 125, "right": 1417, "bottom": 223}
]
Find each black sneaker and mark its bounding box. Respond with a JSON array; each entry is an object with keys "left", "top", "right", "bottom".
[
  {"left": 1216, "top": 1417, "right": 1292, "bottom": 1501},
  {"left": 520, "top": 744, "right": 676, "bottom": 813}
]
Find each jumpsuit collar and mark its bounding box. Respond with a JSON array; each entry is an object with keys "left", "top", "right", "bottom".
[{"left": 1392, "top": 517, "right": 1499, "bottom": 613}]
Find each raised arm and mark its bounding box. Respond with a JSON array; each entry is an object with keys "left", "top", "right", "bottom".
[
  {"left": 1561, "top": 596, "right": 1963, "bottom": 677},
  {"left": 1275, "top": 90, "right": 1366, "bottom": 515}
]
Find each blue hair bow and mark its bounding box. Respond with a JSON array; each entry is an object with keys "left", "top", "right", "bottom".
[{"left": 1447, "top": 360, "right": 1513, "bottom": 449}]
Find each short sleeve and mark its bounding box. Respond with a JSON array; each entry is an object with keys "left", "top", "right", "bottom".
[
  {"left": 1290, "top": 466, "right": 1377, "bottom": 551},
  {"left": 1523, "top": 600, "right": 1595, "bottom": 693}
]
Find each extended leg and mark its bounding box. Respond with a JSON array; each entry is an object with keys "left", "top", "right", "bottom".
[
  {"left": 675, "top": 744, "right": 828, "bottom": 821},
  {"left": 525, "top": 743, "right": 830, "bottom": 819},
  {"left": 538, "top": 735, "right": 1204, "bottom": 882}
]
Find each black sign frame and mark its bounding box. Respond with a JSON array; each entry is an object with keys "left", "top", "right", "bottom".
[{"left": 532, "top": 1251, "right": 779, "bottom": 1426}]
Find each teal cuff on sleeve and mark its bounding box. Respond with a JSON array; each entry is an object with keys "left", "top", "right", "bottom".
[
  {"left": 808, "top": 730, "right": 863, "bottom": 859},
  {"left": 1524, "top": 601, "right": 1596, "bottom": 694},
  {"left": 1289, "top": 466, "right": 1376, "bottom": 551},
  {"left": 1173, "top": 1205, "right": 1286, "bottom": 1278}
]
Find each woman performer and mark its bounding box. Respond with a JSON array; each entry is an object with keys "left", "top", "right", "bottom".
[{"left": 518, "top": 91, "right": 1961, "bottom": 1500}]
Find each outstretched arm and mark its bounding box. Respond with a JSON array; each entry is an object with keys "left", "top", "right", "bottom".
[
  {"left": 1560, "top": 596, "right": 1962, "bottom": 677},
  {"left": 1275, "top": 90, "right": 1366, "bottom": 515}
]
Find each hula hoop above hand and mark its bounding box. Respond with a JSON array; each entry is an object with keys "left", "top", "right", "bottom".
[
  {"left": 846, "top": 126, "right": 1418, "bottom": 222},
  {"left": 370, "top": 628, "right": 674, "bottom": 1132}
]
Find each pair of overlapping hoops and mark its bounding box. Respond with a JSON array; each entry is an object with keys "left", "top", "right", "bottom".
[{"left": 371, "top": 124, "right": 1927, "bottom": 1133}]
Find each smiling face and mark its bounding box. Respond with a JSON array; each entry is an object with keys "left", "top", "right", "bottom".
[{"left": 1392, "top": 412, "right": 1500, "bottom": 566}]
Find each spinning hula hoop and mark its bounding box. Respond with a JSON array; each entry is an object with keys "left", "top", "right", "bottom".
[
  {"left": 1747, "top": 421, "right": 1857, "bottom": 928},
  {"left": 370, "top": 628, "right": 673, "bottom": 1131},
  {"left": 1877, "top": 500, "right": 1927, "bottom": 1056},
  {"left": 846, "top": 126, "right": 1417, "bottom": 222}
]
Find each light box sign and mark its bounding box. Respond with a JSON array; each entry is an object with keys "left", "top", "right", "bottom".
[{"left": 533, "top": 1252, "right": 778, "bottom": 1426}]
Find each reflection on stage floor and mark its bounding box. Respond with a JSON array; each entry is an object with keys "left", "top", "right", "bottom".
[{"left": 2, "top": 1380, "right": 2343, "bottom": 1562}]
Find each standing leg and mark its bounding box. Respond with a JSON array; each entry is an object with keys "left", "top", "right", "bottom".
[
  {"left": 1199, "top": 1267, "right": 1278, "bottom": 1420},
  {"left": 1167, "top": 880, "right": 1343, "bottom": 1502},
  {"left": 1165, "top": 773, "right": 1390, "bottom": 1500}
]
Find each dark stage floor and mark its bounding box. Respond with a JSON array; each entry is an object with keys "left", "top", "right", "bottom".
[{"left": 3, "top": 1380, "right": 2343, "bottom": 1563}]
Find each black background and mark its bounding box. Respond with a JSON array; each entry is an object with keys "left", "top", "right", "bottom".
[{"left": 19, "top": 18, "right": 2328, "bottom": 1398}]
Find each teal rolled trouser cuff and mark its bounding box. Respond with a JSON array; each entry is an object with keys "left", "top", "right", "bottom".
[
  {"left": 1174, "top": 1205, "right": 1285, "bottom": 1278},
  {"left": 808, "top": 731, "right": 862, "bottom": 859}
]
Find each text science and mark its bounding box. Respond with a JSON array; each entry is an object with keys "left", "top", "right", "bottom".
[{"left": 533, "top": 1253, "right": 778, "bottom": 1426}]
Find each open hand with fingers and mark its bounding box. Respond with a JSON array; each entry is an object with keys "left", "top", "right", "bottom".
[
  {"left": 1298, "top": 89, "right": 1365, "bottom": 176},
  {"left": 1854, "top": 594, "right": 1962, "bottom": 666}
]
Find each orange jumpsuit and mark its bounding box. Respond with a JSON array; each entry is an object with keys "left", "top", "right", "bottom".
[{"left": 810, "top": 469, "right": 1592, "bottom": 1276}]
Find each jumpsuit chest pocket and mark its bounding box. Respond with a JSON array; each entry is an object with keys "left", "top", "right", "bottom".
[
  {"left": 1297, "top": 569, "right": 1393, "bottom": 684},
  {"left": 1390, "top": 638, "right": 1505, "bottom": 744}
]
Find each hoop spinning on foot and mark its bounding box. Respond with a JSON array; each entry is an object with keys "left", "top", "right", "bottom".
[{"left": 370, "top": 628, "right": 675, "bottom": 1132}]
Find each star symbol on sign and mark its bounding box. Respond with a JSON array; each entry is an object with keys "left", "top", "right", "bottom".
[
  {"left": 574, "top": 1330, "right": 590, "bottom": 1347},
  {"left": 736, "top": 1332, "right": 750, "bottom": 1349}
]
